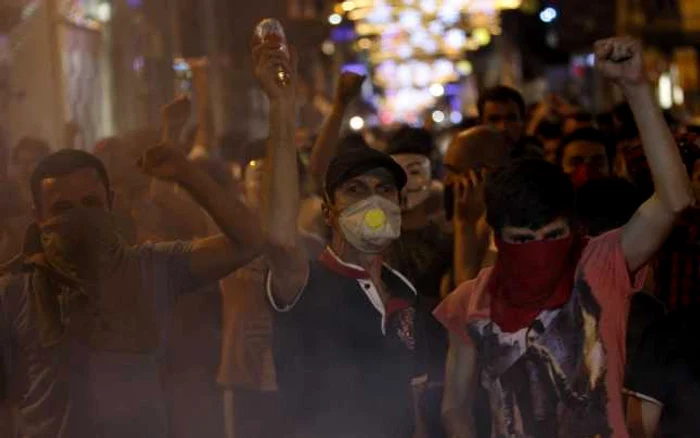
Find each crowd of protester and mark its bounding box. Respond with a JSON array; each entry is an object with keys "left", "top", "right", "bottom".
[{"left": 0, "top": 35, "right": 699, "bottom": 438}]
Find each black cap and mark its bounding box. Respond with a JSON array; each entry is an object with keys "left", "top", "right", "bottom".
[{"left": 324, "top": 146, "right": 407, "bottom": 199}]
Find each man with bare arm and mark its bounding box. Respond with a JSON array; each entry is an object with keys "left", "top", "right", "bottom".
[{"left": 435, "top": 37, "right": 692, "bottom": 438}]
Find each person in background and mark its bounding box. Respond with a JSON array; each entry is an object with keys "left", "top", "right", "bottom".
[
  {"left": 436, "top": 37, "right": 692, "bottom": 438},
  {"left": 443, "top": 126, "right": 510, "bottom": 287},
  {"left": 307, "top": 70, "right": 365, "bottom": 188},
  {"left": 218, "top": 154, "right": 323, "bottom": 438},
  {"left": 385, "top": 126, "right": 451, "bottom": 438},
  {"left": 11, "top": 137, "right": 51, "bottom": 213},
  {"left": 535, "top": 121, "right": 564, "bottom": 163},
  {"left": 556, "top": 127, "right": 615, "bottom": 188},
  {"left": 624, "top": 134, "right": 700, "bottom": 438},
  {"left": 562, "top": 111, "right": 595, "bottom": 135},
  {"left": 625, "top": 304, "right": 700, "bottom": 438},
  {"left": 0, "top": 126, "right": 265, "bottom": 436},
  {"left": 478, "top": 85, "right": 526, "bottom": 150}
]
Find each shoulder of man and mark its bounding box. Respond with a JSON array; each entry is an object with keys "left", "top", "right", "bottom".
[{"left": 433, "top": 268, "right": 493, "bottom": 343}]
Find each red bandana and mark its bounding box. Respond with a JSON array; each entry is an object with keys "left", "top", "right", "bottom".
[{"left": 488, "top": 235, "right": 585, "bottom": 333}]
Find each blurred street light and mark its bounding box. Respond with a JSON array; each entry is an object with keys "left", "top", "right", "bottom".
[
  {"left": 350, "top": 116, "right": 365, "bottom": 130},
  {"left": 539, "top": 6, "right": 557, "bottom": 23},
  {"left": 329, "top": 14, "right": 343, "bottom": 25}
]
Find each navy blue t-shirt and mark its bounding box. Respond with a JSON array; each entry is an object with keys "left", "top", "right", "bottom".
[{"left": 268, "top": 250, "right": 427, "bottom": 438}]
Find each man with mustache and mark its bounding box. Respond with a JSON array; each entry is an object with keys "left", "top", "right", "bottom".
[{"left": 0, "top": 128, "right": 267, "bottom": 435}]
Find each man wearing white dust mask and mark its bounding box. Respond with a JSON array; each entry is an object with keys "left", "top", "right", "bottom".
[{"left": 263, "top": 134, "right": 430, "bottom": 437}]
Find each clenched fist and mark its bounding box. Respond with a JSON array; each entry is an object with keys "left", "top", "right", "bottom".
[
  {"left": 334, "top": 71, "right": 365, "bottom": 108},
  {"left": 138, "top": 144, "right": 192, "bottom": 182},
  {"left": 594, "top": 37, "right": 646, "bottom": 87}
]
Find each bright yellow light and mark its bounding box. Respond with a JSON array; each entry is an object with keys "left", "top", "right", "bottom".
[
  {"left": 356, "top": 23, "right": 372, "bottom": 35},
  {"left": 473, "top": 28, "right": 491, "bottom": 46},
  {"left": 456, "top": 60, "right": 473, "bottom": 75},
  {"left": 348, "top": 9, "right": 370, "bottom": 20},
  {"left": 495, "top": 0, "right": 522, "bottom": 9},
  {"left": 329, "top": 14, "right": 343, "bottom": 25},
  {"left": 342, "top": 1, "right": 357, "bottom": 12}
]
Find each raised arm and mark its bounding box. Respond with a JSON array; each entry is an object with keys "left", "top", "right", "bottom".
[
  {"left": 161, "top": 96, "right": 192, "bottom": 146},
  {"left": 139, "top": 145, "right": 264, "bottom": 281},
  {"left": 595, "top": 37, "right": 693, "bottom": 272},
  {"left": 253, "top": 42, "right": 308, "bottom": 306},
  {"left": 452, "top": 170, "right": 491, "bottom": 285},
  {"left": 308, "top": 71, "right": 365, "bottom": 188}
]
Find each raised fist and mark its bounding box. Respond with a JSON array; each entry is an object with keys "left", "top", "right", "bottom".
[
  {"left": 334, "top": 71, "right": 365, "bottom": 108},
  {"left": 594, "top": 37, "right": 646, "bottom": 87},
  {"left": 138, "top": 144, "right": 191, "bottom": 182}
]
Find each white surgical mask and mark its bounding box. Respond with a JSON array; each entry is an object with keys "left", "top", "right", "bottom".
[{"left": 338, "top": 195, "right": 402, "bottom": 253}]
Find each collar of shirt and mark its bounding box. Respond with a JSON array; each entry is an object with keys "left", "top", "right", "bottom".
[{"left": 320, "top": 247, "right": 416, "bottom": 334}]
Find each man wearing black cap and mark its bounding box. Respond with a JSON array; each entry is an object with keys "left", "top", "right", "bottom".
[{"left": 263, "top": 120, "right": 428, "bottom": 437}]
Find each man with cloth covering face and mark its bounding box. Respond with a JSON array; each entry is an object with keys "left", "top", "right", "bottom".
[
  {"left": 435, "top": 37, "right": 693, "bottom": 438},
  {"left": 0, "top": 111, "right": 267, "bottom": 437},
  {"left": 261, "top": 55, "right": 429, "bottom": 435}
]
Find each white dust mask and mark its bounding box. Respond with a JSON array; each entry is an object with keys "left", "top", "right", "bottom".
[{"left": 338, "top": 195, "right": 402, "bottom": 253}]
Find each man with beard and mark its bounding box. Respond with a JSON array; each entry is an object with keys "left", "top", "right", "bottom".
[
  {"left": 0, "top": 124, "right": 267, "bottom": 435},
  {"left": 436, "top": 37, "right": 692, "bottom": 438}
]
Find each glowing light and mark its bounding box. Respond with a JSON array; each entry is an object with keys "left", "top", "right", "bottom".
[
  {"left": 96, "top": 2, "right": 112, "bottom": 21},
  {"left": 350, "top": 116, "right": 365, "bottom": 131},
  {"left": 472, "top": 28, "right": 491, "bottom": 46},
  {"left": 341, "top": 1, "right": 356, "bottom": 11},
  {"left": 357, "top": 38, "right": 372, "bottom": 50},
  {"left": 329, "top": 14, "right": 343, "bottom": 25},
  {"left": 450, "top": 111, "right": 463, "bottom": 124},
  {"left": 429, "top": 83, "right": 445, "bottom": 97},
  {"left": 456, "top": 60, "right": 473, "bottom": 75},
  {"left": 432, "top": 110, "right": 446, "bottom": 124},
  {"left": 539, "top": 6, "right": 557, "bottom": 23},
  {"left": 673, "top": 85, "right": 685, "bottom": 106},
  {"left": 322, "top": 41, "right": 336, "bottom": 56},
  {"left": 658, "top": 73, "right": 673, "bottom": 109}
]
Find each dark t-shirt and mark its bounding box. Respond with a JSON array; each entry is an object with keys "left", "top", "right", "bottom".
[
  {"left": 269, "top": 249, "right": 427, "bottom": 438},
  {"left": 385, "top": 222, "right": 452, "bottom": 382},
  {"left": 625, "top": 307, "right": 700, "bottom": 437},
  {"left": 385, "top": 222, "right": 452, "bottom": 301},
  {"left": 0, "top": 242, "right": 199, "bottom": 438}
]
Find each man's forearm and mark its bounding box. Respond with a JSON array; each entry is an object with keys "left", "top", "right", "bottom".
[
  {"left": 263, "top": 99, "right": 299, "bottom": 249},
  {"left": 178, "top": 167, "right": 263, "bottom": 250},
  {"left": 309, "top": 105, "right": 346, "bottom": 188},
  {"left": 624, "top": 84, "right": 692, "bottom": 212},
  {"left": 453, "top": 216, "right": 490, "bottom": 286}
]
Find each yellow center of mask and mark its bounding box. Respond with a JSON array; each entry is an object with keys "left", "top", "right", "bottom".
[{"left": 363, "top": 208, "right": 386, "bottom": 230}]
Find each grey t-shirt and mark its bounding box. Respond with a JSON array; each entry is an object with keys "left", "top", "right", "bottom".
[{"left": 0, "top": 241, "right": 200, "bottom": 438}]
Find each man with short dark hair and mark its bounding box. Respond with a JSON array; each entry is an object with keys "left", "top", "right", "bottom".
[
  {"left": 478, "top": 85, "right": 526, "bottom": 149},
  {"left": 0, "top": 118, "right": 267, "bottom": 435},
  {"left": 436, "top": 37, "right": 692, "bottom": 438},
  {"left": 556, "top": 127, "right": 615, "bottom": 187}
]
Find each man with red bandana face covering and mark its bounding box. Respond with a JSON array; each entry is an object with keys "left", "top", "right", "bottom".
[{"left": 435, "top": 37, "right": 693, "bottom": 438}]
